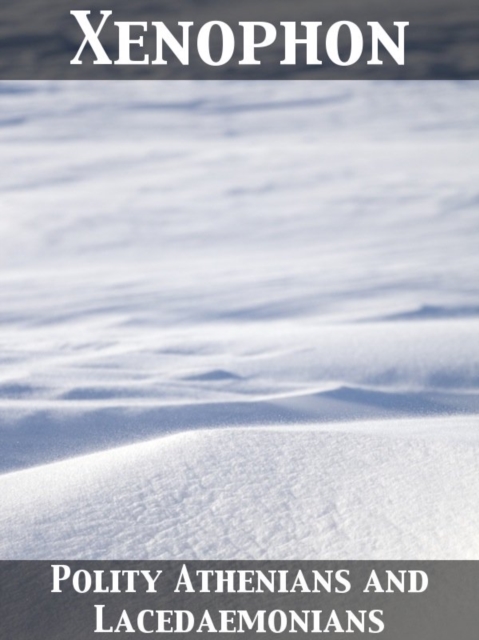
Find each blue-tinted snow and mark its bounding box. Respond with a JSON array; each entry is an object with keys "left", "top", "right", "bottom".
[{"left": 0, "top": 82, "right": 478, "bottom": 558}]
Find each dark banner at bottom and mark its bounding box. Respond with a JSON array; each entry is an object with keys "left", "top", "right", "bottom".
[{"left": 0, "top": 561, "right": 477, "bottom": 638}]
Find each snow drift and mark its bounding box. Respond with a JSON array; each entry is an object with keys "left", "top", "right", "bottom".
[{"left": 0, "top": 81, "right": 478, "bottom": 559}]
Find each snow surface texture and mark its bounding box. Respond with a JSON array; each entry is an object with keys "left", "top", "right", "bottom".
[{"left": 0, "top": 81, "right": 478, "bottom": 559}]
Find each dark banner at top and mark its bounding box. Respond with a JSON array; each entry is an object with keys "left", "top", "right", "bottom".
[{"left": 0, "top": 0, "right": 478, "bottom": 79}]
